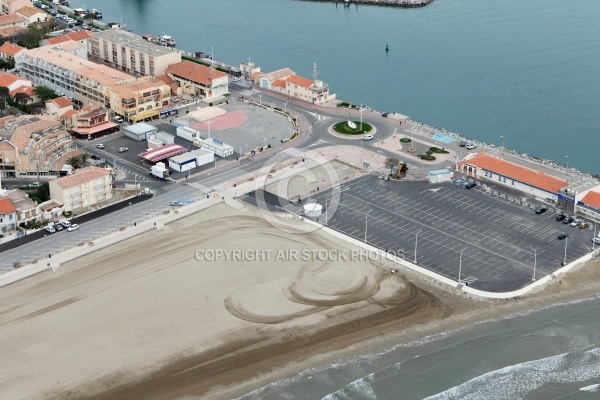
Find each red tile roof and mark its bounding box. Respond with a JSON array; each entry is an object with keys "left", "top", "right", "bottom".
[
  {"left": 272, "top": 79, "right": 286, "bottom": 89},
  {"left": 51, "top": 166, "right": 109, "bottom": 189},
  {"left": 60, "top": 109, "right": 78, "bottom": 119},
  {"left": 0, "top": 14, "right": 26, "bottom": 26},
  {"left": 49, "top": 96, "right": 72, "bottom": 108},
  {"left": 9, "top": 85, "right": 35, "bottom": 97},
  {"left": 581, "top": 190, "right": 600, "bottom": 209},
  {"left": 0, "top": 41, "right": 24, "bottom": 56},
  {"left": 0, "top": 198, "right": 16, "bottom": 214},
  {"left": 166, "top": 60, "right": 228, "bottom": 86},
  {"left": 288, "top": 75, "right": 314, "bottom": 88},
  {"left": 46, "top": 30, "right": 92, "bottom": 45},
  {"left": 459, "top": 153, "right": 568, "bottom": 194},
  {"left": 0, "top": 72, "right": 25, "bottom": 87}
]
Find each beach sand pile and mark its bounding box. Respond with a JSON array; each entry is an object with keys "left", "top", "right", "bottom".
[{"left": 0, "top": 202, "right": 599, "bottom": 399}]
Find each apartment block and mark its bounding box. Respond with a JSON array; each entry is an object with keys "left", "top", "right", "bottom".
[
  {"left": 107, "top": 75, "right": 171, "bottom": 122},
  {"left": 49, "top": 166, "right": 112, "bottom": 212},
  {"left": 89, "top": 27, "right": 181, "bottom": 77}
]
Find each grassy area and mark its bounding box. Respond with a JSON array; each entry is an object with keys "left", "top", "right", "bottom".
[
  {"left": 418, "top": 155, "right": 437, "bottom": 161},
  {"left": 400, "top": 137, "right": 412, "bottom": 143},
  {"left": 333, "top": 121, "right": 373, "bottom": 135},
  {"left": 429, "top": 147, "right": 449, "bottom": 154}
]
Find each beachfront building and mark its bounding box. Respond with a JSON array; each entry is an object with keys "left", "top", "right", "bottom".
[
  {"left": 15, "top": 43, "right": 135, "bottom": 106},
  {"left": 106, "top": 76, "right": 171, "bottom": 123},
  {"left": 0, "top": 115, "right": 79, "bottom": 178},
  {"left": 49, "top": 166, "right": 112, "bottom": 212},
  {"left": 166, "top": 60, "right": 229, "bottom": 101},
  {"left": 0, "top": 41, "right": 23, "bottom": 61},
  {"left": 89, "top": 27, "right": 181, "bottom": 77},
  {"left": 0, "top": 197, "right": 16, "bottom": 235},
  {"left": 4, "top": 188, "right": 40, "bottom": 225},
  {"left": 38, "top": 198, "right": 64, "bottom": 221},
  {"left": 0, "top": 0, "right": 31, "bottom": 15},
  {"left": 69, "top": 105, "right": 119, "bottom": 140},
  {"left": 558, "top": 178, "right": 600, "bottom": 220},
  {"left": 239, "top": 60, "right": 260, "bottom": 77},
  {"left": 457, "top": 152, "right": 568, "bottom": 201},
  {"left": 253, "top": 66, "right": 335, "bottom": 105}
]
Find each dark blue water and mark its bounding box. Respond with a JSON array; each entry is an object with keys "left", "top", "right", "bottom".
[{"left": 85, "top": 0, "right": 600, "bottom": 174}]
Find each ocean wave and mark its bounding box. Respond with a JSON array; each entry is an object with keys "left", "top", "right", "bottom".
[
  {"left": 423, "top": 347, "right": 600, "bottom": 400},
  {"left": 580, "top": 383, "right": 600, "bottom": 392}
]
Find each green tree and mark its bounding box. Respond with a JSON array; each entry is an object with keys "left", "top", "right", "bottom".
[
  {"left": 0, "top": 86, "right": 9, "bottom": 114},
  {"left": 80, "top": 153, "right": 90, "bottom": 166},
  {"left": 34, "top": 86, "right": 59, "bottom": 102},
  {"left": 19, "top": 24, "right": 50, "bottom": 49},
  {"left": 384, "top": 157, "right": 400, "bottom": 176},
  {"left": 14, "top": 92, "right": 31, "bottom": 105},
  {"left": 84, "top": 13, "right": 96, "bottom": 24},
  {"left": 66, "top": 156, "right": 82, "bottom": 169},
  {"left": 29, "top": 183, "right": 50, "bottom": 204}
]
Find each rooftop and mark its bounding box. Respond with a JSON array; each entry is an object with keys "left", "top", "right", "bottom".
[
  {"left": 92, "top": 29, "right": 181, "bottom": 57},
  {"left": 5, "top": 116, "right": 61, "bottom": 151},
  {"left": 459, "top": 152, "right": 568, "bottom": 194},
  {"left": 139, "top": 144, "right": 187, "bottom": 162},
  {"left": 0, "top": 14, "right": 26, "bottom": 26},
  {"left": 109, "top": 76, "right": 168, "bottom": 98},
  {"left": 0, "top": 41, "right": 24, "bottom": 56},
  {"left": 46, "top": 30, "right": 92, "bottom": 45},
  {"left": 22, "top": 46, "right": 134, "bottom": 87},
  {"left": 263, "top": 68, "right": 294, "bottom": 82},
  {"left": 288, "top": 74, "right": 314, "bottom": 88},
  {"left": 166, "top": 60, "right": 228, "bottom": 86},
  {"left": 0, "top": 71, "right": 28, "bottom": 87},
  {"left": 0, "top": 197, "right": 16, "bottom": 214},
  {"left": 16, "top": 5, "right": 43, "bottom": 17},
  {"left": 5, "top": 189, "right": 36, "bottom": 211},
  {"left": 580, "top": 190, "right": 600, "bottom": 209},
  {"left": 51, "top": 166, "right": 110, "bottom": 189},
  {"left": 125, "top": 122, "right": 156, "bottom": 134},
  {"left": 48, "top": 96, "right": 73, "bottom": 108}
]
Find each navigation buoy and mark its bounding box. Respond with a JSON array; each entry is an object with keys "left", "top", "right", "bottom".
[{"left": 386, "top": 44, "right": 389, "bottom": 52}]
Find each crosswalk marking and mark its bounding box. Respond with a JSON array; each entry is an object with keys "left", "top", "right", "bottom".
[
  {"left": 282, "top": 148, "right": 305, "bottom": 157},
  {"left": 187, "top": 182, "right": 212, "bottom": 193},
  {"left": 211, "top": 183, "right": 225, "bottom": 191},
  {"left": 461, "top": 276, "right": 478, "bottom": 284},
  {"left": 375, "top": 167, "right": 389, "bottom": 174}
]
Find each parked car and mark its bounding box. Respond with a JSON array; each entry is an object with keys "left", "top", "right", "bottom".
[
  {"left": 454, "top": 179, "right": 464, "bottom": 185},
  {"left": 53, "top": 223, "right": 63, "bottom": 231},
  {"left": 562, "top": 216, "right": 574, "bottom": 224},
  {"left": 579, "top": 221, "right": 590, "bottom": 230},
  {"left": 534, "top": 206, "right": 548, "bottom": 214},
  {"left": 459, "top": 141, "right": 467, "bottom": 147},
  {"left": 170, "top": 201, "right": 183, "bottom": 206},
  {"left": 462, "top": 182, "right": 476, "bottom": 189},
  {"left": 555, "top": 214, "right": 566, "bottom": 221},
  {"left": 29, "top": 182, "right": 39, "bottom": 186},
  {"left": 363, "top": 135, "right": 374, "bottom": 141},
  {"left": 570, "top": 219, "right": 582, "bottom": 227},
  {"left": 593, "top": 237, "right": 600, "bottom": 245},
  {"left": 557, "top": 232, "right": 568, "bottom": 240},
  {"left": 95, "top": 143, "right": 105, "bottom": 149},
  {"left": 90, "top": 154, "right": 100, "bottom": 160},
  {"left": 60, "top": 220, "right": 71, "bottom": 228},
  {"left": 118, "top": 147, "right": 128, "bottom": 153},
  {"left": 466, "top": 143, "right": 477, "bottom": 150},
  {"left": 67, "top": 224, "right": 79, "bottom": 232},
  {"left": 44, "top": 225, "right": 56, "bottom": 234}
]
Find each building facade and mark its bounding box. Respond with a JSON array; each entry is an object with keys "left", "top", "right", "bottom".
[
  {"left": 0, "top": 197, "right": 16, "bottom": 234},
  {"left": 89, "top": 27, "right": 181, "bottom": 77},
  {"left": 69, "top": 105, "right": 119, "bottom": 140},
  {"left": 0, "top": 0, "right": 31, "bottom": 15},
  {"left": 15, "top": 44, "right": 135, "bottom": 106},
  {"left": 0, "top": 115, "right": 78, "bottom": 178},
  {"left": 0, "top": 41, "right": 23, "bottom": 61},
  {"left": 166, "top": 60, "right": 229, "bottom": 100},
  {"left": 49, "top": 166, "right": 112, "bottom": 212},
  {"left": 107, "top": 76, "right": 171, "bottom": 122}
]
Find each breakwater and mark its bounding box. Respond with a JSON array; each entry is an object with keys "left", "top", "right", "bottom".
[{"left": 302, "top": 0, "right": 434, "bottom": 8}]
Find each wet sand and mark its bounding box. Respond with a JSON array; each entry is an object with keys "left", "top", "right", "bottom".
[{"left": 0, "top": 203, "right": 598, "bottom": 400}]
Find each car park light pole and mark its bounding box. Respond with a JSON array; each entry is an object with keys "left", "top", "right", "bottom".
[
  {"left": 563, "top": 236, "right": 568, "bottom": 265},
  {"left": 325, "top": 193, "right": 333, "bottom": 226},
  {"left": 260, "top": 137, "right": 266, "bottom": 148},
  {"left": 129, "top": 202, "right": 132, "bottom": 226},
  {"left": 530, "top": 247, "right": 537, "bottom": 281},
  {"left": 500, "top": 135, "right": 505, "bottom": 149},
  {"left": 594, "top": 221, "right": 597, "bottom": 249},
  {"left": 414, "top": 230, "right": 422, "bottom": 264},
  {"left": 458, "top": 247, "right": 467, "bottom": 283},
  {"left": 364, "top": 210, "right": 372, "bottom": 243}
]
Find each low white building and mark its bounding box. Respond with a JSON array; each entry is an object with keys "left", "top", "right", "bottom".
[
  {"left": 124, "top": 122, "right": 157, "bottom": 141},
  {"left": 168, "top": 152, "right": 197, "bottom": 172},
  {"left": 428, "top": 169, "right": 453, "bottom": 184},
  {"left": 190, "top": 148, "right": 214, "bottom": 167},
  {"left": 457, "top": 153, "right": 568, "bottom": 201},
  {"left": 201, "top": 138, "right": 233, "bottom": 157}
]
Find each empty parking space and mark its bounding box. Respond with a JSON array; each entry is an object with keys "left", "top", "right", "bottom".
[{"left": 250, "top": 175, "right": 596, "bottom": 292}]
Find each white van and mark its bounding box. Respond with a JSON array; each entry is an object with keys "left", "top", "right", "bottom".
[{"left": 113, "top": 116, "right": 124, "bottom": 123}]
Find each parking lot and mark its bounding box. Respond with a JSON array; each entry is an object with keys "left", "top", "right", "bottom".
[{"left": 251, "top": 175, "right": 597, "bottom": 292}]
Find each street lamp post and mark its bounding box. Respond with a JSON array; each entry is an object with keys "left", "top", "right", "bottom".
[
  {"left": 530, "top": 247, "right": 537, "bottom": 281},
  {"left": 500, "top": 135, "right": 505, "bottom": 149},
  {"left": 593, "top": 221, "right": 597, "bottom": 249},
  {"left": 364, "top": 210, "right": 372, "bottom": 242},
  {"left": 283, "top": 102, "right": 287, "bottom": 113},
  {"left": 260, "top": 136, "right": 266, "bottom": 148},
  {"left": 129, "top": 202, "right": 132, "bottom": 225},
  {"left": 359, "top": 103, "right": 364, "bottom": 131},
  {"left": 325, "top": 193, "right": 333, "bottom": 226},
  {"left": 210, "top": 46, "right": 214, "bottom": 69},
  {"left": 206, "top": 119, "right": 212, "bottom": 139},
  {"left": 458, "top": 247, "right": 467, "bottom": 283},
  {"left": 563, "top": 236, "right": 568, "bottom": 265},
  {"left": 258, "top": 93, "right": 262, "bottom": 105},
  {"left": 414, "top": 230, "right": 422, "bottom": 263}
]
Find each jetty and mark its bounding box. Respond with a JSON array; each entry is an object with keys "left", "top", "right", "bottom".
[{"left": 308, "top": 0, "right": 434, "bottom": 8}]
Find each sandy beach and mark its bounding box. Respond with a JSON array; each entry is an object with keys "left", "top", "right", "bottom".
[{"left": 1, "top": 201, "right": 599, "bottom": 400}]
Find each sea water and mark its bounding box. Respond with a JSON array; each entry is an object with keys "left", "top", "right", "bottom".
[
  {"left": 80, "top": 0, "right": 600, "bottom": 174},
  {"left": 240, "top": 296, "right": 600, "bottom": 399}
]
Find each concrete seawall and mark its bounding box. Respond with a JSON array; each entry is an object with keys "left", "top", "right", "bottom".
[{"left": 301, "top": 0, "right": 434, "bottom": 8}]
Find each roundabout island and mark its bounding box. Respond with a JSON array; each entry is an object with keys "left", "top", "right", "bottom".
[{"left": 332, "top": 120, "right": 373, "bottom": 136}]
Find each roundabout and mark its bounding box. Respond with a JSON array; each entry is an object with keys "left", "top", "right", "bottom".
[{"left": 328, "top": 119, "right": 377, "bottom": 140}]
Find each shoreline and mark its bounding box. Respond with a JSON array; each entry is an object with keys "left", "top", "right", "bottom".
[{"left": 298, "top": 0, "right": 434, "bottom": 8}]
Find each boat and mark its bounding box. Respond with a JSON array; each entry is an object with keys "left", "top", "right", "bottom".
[{"left": 157, "top": 33, "right": 176, "bottom": 47}]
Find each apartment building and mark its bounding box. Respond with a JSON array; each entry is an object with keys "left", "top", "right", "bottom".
[
  {"left": 107, "top": 75, "right": 171, "bottom": 122},
  {"left": 15, "top": 5, "right": 47, "bottom": 22},
  {"left": 49, "top": 166, "right": 112, "bottom": 212},
  {"left": 0, "top": 115, "right": 78, "bottom": 178},
  {"left": 70, "top": 105, "right": 119, "bottom": 140},
  {"left": 0, "top": 41, "right": 23, "bottom": 61},
  {"left": 0, "top": 197, "right": 16, "bottom": 234},
  {"left": 15, "top": 43, "right": 135, "bottom": 106},
  {"left": 89, "top": 27, "right": 181, "bottom": 77}
]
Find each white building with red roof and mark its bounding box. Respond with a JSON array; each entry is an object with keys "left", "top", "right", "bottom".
[
  {"left": 0, "top": 41, "right": 23, "bottom": 61},
  {"left": 0, "top": 196, "right": 17, "bottom": 234},
  {"left": 457, "top": 152, "right": 568, "bottom": 200},
  {"left": 15, "top": 5, "right": 47, "bottom": 23},
  {"left": 253, "top": 65, "right": 335, "bottom": 105},
  {"left": 45, "top": 96, "right": 73, "bottom": 118},
  {"left": 166, "top": 60, "right": 229, "bottom": 100},
  {"left": 49, "top": 166, "right": 112, "bottom": 212},
  {"left": 0, "top": 71, "right": 30, "bottom": 92},
  {"left": 0, "top": 0, "right": 32, "bottom": 16}
]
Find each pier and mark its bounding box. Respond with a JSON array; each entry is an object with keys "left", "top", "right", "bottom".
[{"left": 308, "top": 0, "right": 434, "bottom": 8}]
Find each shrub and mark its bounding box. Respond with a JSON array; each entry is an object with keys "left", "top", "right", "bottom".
[
  {"left": 400, "top": 137, "right": 412, "bottom": 143},
  {"left": 429, "top": 147, "right": 449, "bottom": 154}
]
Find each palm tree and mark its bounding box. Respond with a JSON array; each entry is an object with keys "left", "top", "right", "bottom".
[
  {"left": 66, "top": 156, "right": 82, "bottom": 169},
  {"left": 0, "top": 86, "right": 9, "bottom": 115},
  {"left": 79, "top": 153, "right": 90, "bottom": 166},
  {"left": 14, "top": 92, "right": 31, "bottom": 106}
]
